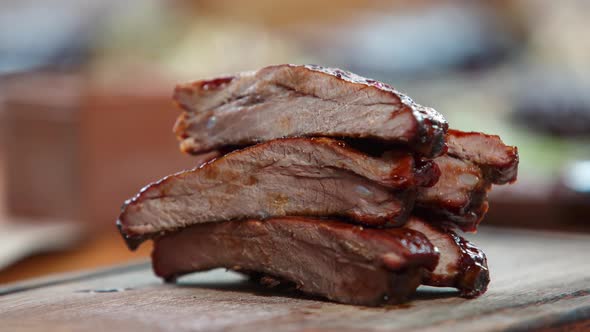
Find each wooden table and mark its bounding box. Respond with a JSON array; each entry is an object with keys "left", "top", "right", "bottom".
[{"left": 1, "top": 227, "right": 589, "bottom": 331}]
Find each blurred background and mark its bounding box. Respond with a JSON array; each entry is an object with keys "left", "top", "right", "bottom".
[{"left": 1, "top": 0, "right": 589, "bottom": 284}]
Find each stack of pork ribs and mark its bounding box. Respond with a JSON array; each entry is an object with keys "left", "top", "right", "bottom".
[{"left": 118, "top": 65, "right": 519, "bottom": 306}]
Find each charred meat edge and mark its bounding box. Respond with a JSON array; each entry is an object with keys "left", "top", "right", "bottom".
[
  {"left": 173, "top": 64, "right": 448, "bottom": 157},
  {"left": 170, "top": 130, "right": 517, "bottom": 232},
  {"left": 447, "top": 129, "right": 518, "bottom": 184},
  {"left": 416, "top": 155, "right": 492, "bottom": 232},
  {"left": 404, "top": 217, "right": 489, "bottom": 297},
  {"left": 118, "top": 137, "right": 441, "bottom": 248},
  {"left": 151, "top": 216, "right": 439, "bottom": 306}
]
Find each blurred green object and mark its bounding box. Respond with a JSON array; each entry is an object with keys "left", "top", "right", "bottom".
[
  {"left": 94, "top": 1, "right": 189, "bottom": 63},
  {"left": 92, "top": 0, "right": 310, "bottom": 81}
]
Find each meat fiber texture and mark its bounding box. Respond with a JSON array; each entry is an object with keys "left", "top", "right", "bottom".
[
  {"left": 416, "top": 130, "right": 518, "bottom": 231},
  {"left": 152, "top": 216, "right": 488, "bottom": 305},
  {"left": 118, "top": 137, "right": 442, "bottom": 246},
  {"left": 117, "top": 64, "right": 519, "bottom": 306},
  {"left": 174, "top": 64, "right": 448, "bottom": 158},
  {"left": 152, "top": 217, "right": 439, "bottom": 306}
]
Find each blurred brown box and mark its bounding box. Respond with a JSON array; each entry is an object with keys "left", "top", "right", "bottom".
[{"left": 1, "top": 72, "right": 196, "bottom": 229}]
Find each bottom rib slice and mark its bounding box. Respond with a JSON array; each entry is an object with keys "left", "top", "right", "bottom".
[
  {"left": 151, "top": 217, "right": 439, "bottom": 306},
  {"left": 404, "top": 217, "right": 489, "bottom": 297}
]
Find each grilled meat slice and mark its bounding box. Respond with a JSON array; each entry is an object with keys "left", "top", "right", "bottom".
[
  {"left": 404, "top": 217, "right": 489, "bottom": 297},
  {"left": 174, "top": 64, "right": 448, "bottom": 158},
  {"left": 416, "top": 155, "right": 491, "bottom": 231},
  {"left": 447, "top": 129, "right": 518, "bottom": 184},
  {"left": 118, "top": 137, "right": 440, "bottom": 248},
  {"left": 415, "top": 131, "right": 518, "bottom": 231},
  {"left": 151, "top": 217, "right": 439, "bottom": 306},
  {"left": 174, "top": 130, "right": 518, "bottom": 232},
  {"left": 169, "top": 151, "right": 495, "bottom": 233}
]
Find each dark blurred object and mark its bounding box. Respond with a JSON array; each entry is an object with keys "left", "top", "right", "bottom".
[
  {"left": 486, "top": 186, "right": 580, "bottom": 233},
  {"left": 486, "top": 159, "right": 590, "bottom": 233},
  {"left": 303, "top": 3, "right": 523, "bottom": 81},
  {"left": 512, "top": 75, "right": 590, "bottom": 137},
  {"left": 0, "top": 71, "right": 196, "bottom": 228}
]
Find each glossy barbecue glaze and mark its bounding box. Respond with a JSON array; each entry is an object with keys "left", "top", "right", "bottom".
[
  {"left": 118, "top": 137, "right": 440, "bottom": 248},
  {"left": 116, "top": 65, "right": 520, "bottom": 305},
  {"left": 415, "top": 130, "right": 519, "bottom": 231},
  {"left": 447, "top": 130, "right": 518, "bottom": 184},
  {"left": 174, "top": 64, "right": 448, "bottom": 158},
  {"left": 404, "top": 218, "right": 489, "bottom": 297},
  {"left": 151, "top": 217, "right": 439, "bottom": 306},
  {"left": 416, "top": 155, "right": 491, "bottom": 232},
  {"left": 175, "top": 130, "right": 518, "bottom": 232}
]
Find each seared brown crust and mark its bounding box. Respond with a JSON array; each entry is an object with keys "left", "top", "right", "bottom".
[
  {"left": 416, "top": 155, "right": 492, "bottom": 232},
  {"left": 151, "top": 216, "right": 439, "bottom": 306},
  {"left": 173, "top": 64, "right": 448, "bottom": 158},
  {"left": 447, "top": 129, "right": 519, "bottom": 184},
  {"left": 404, "top": 217, "right": 489, "bottom": 297},
  {"left": 302, "top": 65, "right": 448, "bottom": 157},
  {"left": 172, "top": 129, "right": 517, "bottom": 232},
  {"left": 448, "top": 230, "right": 490, "bottom": 298},
  {"left": 412, "top": 130, "right": 517, "bottom": 231},
  {"left": 118, "top": 137, "right": 440, "bottom": 248}
]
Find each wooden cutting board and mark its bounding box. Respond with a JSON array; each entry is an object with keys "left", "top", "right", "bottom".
[{"left": 1, "top": 227, "right": 589, "bottom": 332}]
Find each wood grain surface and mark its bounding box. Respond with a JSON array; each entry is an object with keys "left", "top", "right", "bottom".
[{"left": 1, "top": 227, "right": 589, "bottom": 332}]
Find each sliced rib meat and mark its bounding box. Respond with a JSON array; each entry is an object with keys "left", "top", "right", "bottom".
[
  {"left": 175, "top": 130, "right": 517, "bottom": 232},
  {"left": 118, "top": 137, "right": 440, "bottom": 248},
  {"left": 416, "top": 155, "right": 491, "bottom": 231},
  {"left": 174, "top": 64, "right": 448, "bottom": 158},
  {"left": 151, "top": 217, "right": 439, "bottom": 306},
  {"left": 447, "top": 129, "right": 518, "bottom": 184},
  {"left": 181, "top": 145, "right": 499, "bottom": 232},
  {"left": 414, "top": 130, "right": 518, "bottom": 231},
  {"left": 404, "top": 217, "right": 489, "bottom": 297}
]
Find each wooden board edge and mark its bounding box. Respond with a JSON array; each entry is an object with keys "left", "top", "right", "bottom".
[
  {"left": 505, "top": 300, "right": 590, "bottom": 331},
  {"left": 0, "top": 260, "right": 150, "bottom": 296}
]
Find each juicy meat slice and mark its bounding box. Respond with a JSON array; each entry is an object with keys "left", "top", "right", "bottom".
[
  {"left": 416, "top": 130, "right": 518, "bottom": 231},
  {"left": 118, "top": 137, "right": 439, "bottom": 247},
  {"left": 175, "top": 128, "right": 517, "bottom": 232},
  {"left": 416, "top": 155, "right": 491, "bottom": 232},
  {"left": 404, "top": 217, "right": 489, "bottom": 297},
  {"left": 174, "top": 64, "right": 448, "bottom": 158},
  {"left": 151, "top": 217, "right": 439, "bottom": 306},
  {"left": 447, "top": 129, "right": 518, "bottom": 184}
]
